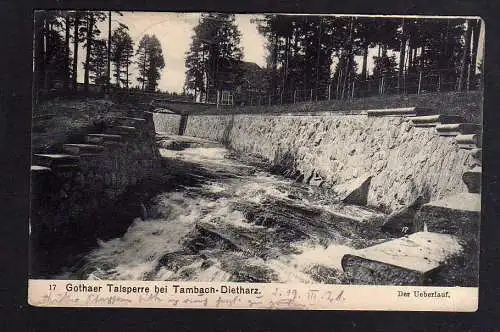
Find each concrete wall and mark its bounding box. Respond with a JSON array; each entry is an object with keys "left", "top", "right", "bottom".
[{"left": 183, "top": 114, "right": 475, "bottom": 212}]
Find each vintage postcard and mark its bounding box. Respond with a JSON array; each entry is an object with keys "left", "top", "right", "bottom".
[{"left": 29, "top": 11, "right": 482, "bottom": 311}]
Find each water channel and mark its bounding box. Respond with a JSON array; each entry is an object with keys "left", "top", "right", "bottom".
[{"left": 59, "top": 135, "right": 390, "bottom": 284}]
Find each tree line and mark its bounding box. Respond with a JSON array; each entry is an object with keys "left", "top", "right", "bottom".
[
  {"left": 184, "top": 14, "right": 482, "bottom": 101},
  {"left": 33, "top": 10, "right": 165, "bottom": 94}
]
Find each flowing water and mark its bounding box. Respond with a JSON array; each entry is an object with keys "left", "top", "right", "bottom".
[{"left": 60, "top": 136, "right": 389, "bottom": 284}]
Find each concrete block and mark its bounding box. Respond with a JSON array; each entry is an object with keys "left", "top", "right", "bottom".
[
  {"left": 462, "top": 167, "right": 481, "bottom": 193},
  {"left": 366, "top": 107, "right": 433, "bottom": 117},
  {"left": 333, "top": 174, "right": 372, "bottom": 205},
  {"left": 341, "top": 232, "right": 463, "bottom": 285},
  {"left": 410, "top": 115, "right": 466, "bottom": 127},
  {"left": 435, "top": 123, "right": 481, "bottom": 137}
]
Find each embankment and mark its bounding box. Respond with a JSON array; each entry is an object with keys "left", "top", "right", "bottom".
[{"left": 182, "top": 114, "right": 475, "bottom": 213}]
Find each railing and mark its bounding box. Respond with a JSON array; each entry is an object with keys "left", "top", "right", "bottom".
[{"left": 238, "top": 68, "right": 481, "bottom": 107}]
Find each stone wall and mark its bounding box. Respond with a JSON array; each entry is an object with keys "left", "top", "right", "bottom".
[
  {"left": 152, "top": 112, "right": 182, "bottom": 134},
  {"left": 31, "top": 109, "right": 163, "bottom": 276},
  {"left": 183, "top": 114, "right": 475, "bottom": 212}
]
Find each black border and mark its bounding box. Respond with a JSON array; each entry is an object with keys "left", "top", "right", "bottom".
[{"left": 1, "top": 0, "right": 499, "bottom": 330}]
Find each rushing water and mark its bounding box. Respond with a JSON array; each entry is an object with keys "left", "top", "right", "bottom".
[{"left": 60, "top": 136, "right": 389, "bottom": 284}]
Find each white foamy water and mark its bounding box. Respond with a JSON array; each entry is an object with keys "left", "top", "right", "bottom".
[{"left": 71, "top": 144, "right": 385, "bottom": 283}]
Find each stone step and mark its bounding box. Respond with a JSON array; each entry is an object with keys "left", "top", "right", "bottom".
[
  {"left": 30, "top": 165, "right": 52, "bottom": 173},
  {"left": 112, "top": 116, "right": 147, "bottom": 127},
  {"left": 107, "top": 125, "right": 138, "bottom": 136},
  {"left": 462, "top": 167, "right": 481, "bottom": 194},
  {"left": 51, "top": 164, "right": 80, "bottom": 172},
  {"left": 62, "top": 143, "right": 105, "bottom": 155},
  {"left": 341, "top": 232, "right": 463, "bottom": 285},
  {"left": 455, "top": 134, "right": 481, "bottom": 149},
  {"left": 435, "top": 123, "right": 481, "bottom": 137},
  {"left": 410, "top": 115, "right": 466, "bottom": 127},
  {"left": 86, "top": 133, "right": 122, "bottom": 144},
  {"left": 366, "top": 107, "right": 433, "bottom": 117},
  {"left": 414, "top": 192, "right": 480, "bottom": 241},
  {"left": 32, "top": 154, "right": 80, "bottom": 168}
]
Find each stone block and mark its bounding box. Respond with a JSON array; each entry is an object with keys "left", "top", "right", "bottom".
[
  {"left": 435, "top": 123, "right": 481, "bottom": 137},
  {"left": 455, "top": 134, "right": 480, "bottom": 149},
  {"left": 381, "top": 196, "right": 425, "bottom": 236},
  {"left": 112, "top": 116, "right": 147, "bottom": 128},
  {"left": 33, "top": 154, "right": 79, "bottom": 168},
  {"left": 86, "top": 134, "right": 122, "bottom": 144},
  {"left": 414, "top": 193, "right": 480, "bottom": 242},
  {"left": 63, "top": 144, "right": 104, "bottom": 155},
  {"left": 366, "top": 107, "right": 433, "bottom": 117},
  {"left": 333, "top": 174, "right": 372, "bottom": 205},
  {"left": 410, "top": 115, "right": 466, "bottom": 127},
  {"left": 462, "top": 167, "right": 481, "bottom": 193},
  {"left": 107, "top": 125, "right": 138, "bottom": 136},
  {"left": 341, "top": 232, "right": 463, "bottom": 285}
]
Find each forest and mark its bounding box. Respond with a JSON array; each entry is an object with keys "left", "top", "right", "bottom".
[
  {"left": 33, "top": 10, "right": 165, "bottom": 95},
  {"left": 184, "top": 14, "right": 483, "bottom": 103},
  {"left": 33, "top": 11, "right": 483, "bottom": 104}
]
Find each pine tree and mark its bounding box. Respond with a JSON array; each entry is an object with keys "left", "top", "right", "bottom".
[
  {"left": 80, "top": 11, "right": 107, "bottom": 92},
  {"left": 87, "top": 39, "right": 109, "bottom": 84},
  {"left": 111, "top": 25, "right": 134, "bottom": 88},
  {"left": 184, "top": 14, "right": 243, "bottom": 100},
  {"left": 136, "top": 34, "right": 165, "bottom": 91}
]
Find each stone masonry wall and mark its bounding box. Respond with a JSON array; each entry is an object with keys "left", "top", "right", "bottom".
[
  {"left": 31, "top": 110, "right": 161, "bottom": 238},
  {"left": 153, "top": 113, "right": 182, "bottom": 135},
  {"left": 184, "top": 114, "right": 475, "bottom": 212}
]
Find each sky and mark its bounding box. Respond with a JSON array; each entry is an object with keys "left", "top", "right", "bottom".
[
  {"left": 80, "top": 13, "right": 267, "bottom": 93},
  {"left": 79, "top": 13, "right": 484, "bottom": 93}
]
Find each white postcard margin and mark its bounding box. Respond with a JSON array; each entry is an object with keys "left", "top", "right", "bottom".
[{"left": 28, "top": 279, "right": 478, "bottom": 311}]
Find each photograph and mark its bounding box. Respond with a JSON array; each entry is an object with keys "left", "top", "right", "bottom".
[{"left": 29, "top": 11, "right": 482, "bottom": 293}]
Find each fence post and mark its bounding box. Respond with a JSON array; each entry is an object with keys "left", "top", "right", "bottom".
[
  {"left": 328, "top": 84, "right": 331, "bottom": 100},
  {"left": 417, "top": 71, "right": 422, "bottom": 95},
  {"left": 280, "top": 92, "right": 283, "bottom": 104},
  {"left": 310, "top": 88, "right": 313, "bottom": 102},
  {"left": 351, "top": 81, "right": 355, "bottom": 100},
  {"left": 293, "top": 90, "right": 297, "bottom": 104},
  {"left": 437, "top": 74, "right": 441, "bottom": 93},
  {"left": 216, "top": 90, "right": 220, "bottom": 109}
]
